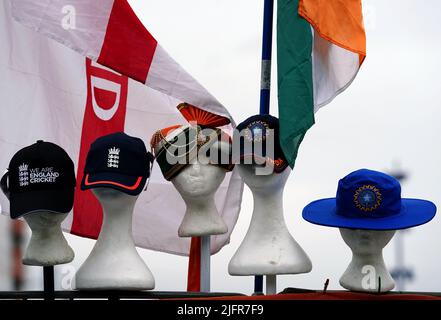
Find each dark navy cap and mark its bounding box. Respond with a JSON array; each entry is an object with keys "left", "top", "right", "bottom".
[
  {"left": 302, "top": 169, "right": 437, "bottom": 230},
  {"left": 233, "top": 114, "right": 288, "bottom": 173},
  {"left": 1, "top": 140, "right": 76, "bottom": 219},
  {"left": 80, "top": 132, "right": 154, "bottom": 196}
]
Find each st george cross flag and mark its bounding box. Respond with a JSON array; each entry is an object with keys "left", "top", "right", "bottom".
[
  {"left": 277, "top": 0, "right": 366, "bottom": 168},
  {"left": 9, "top": 0, "right": 232, "bottom": 121},
  {"left": 0, "top": 0, "right": 243, "bottom": 255}
]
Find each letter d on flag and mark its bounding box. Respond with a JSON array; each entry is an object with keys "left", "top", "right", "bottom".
[{"left": 71, "top": 59, "right": 128, "bottom": 238}]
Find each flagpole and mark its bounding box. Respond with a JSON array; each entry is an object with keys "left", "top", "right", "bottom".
[
  {"left": 259, "top": 0, "right": 274, "bottom": 115},
  {"left": 200, "top": 236, "right": 211, "bottom": 292},
  {"left": 255, "top": 0, "right": 274, "bottom": 295}
]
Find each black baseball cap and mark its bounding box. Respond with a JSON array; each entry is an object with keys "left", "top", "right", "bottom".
[
  {"left": 0, "top": 140, "right": 76, "bottom": 219},
  {"left": 80, "top": 132, "right": 154, "bottom": 196},
  {"left": 233, "top": 114, "right": 288, "bottom": 173}
]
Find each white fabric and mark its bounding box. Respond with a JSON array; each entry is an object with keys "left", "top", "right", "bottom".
[
  {"left": 0, "top": 0, "right": 244, "bottom": 255},
  {"left": 147, "top": 45, "right": 233, "bottom": 121},
  {"left": 10, "top": 0, "right": 114, "bottom": 60},
  {"left": 312, "top": 29, "right": 360, "bottom": 112},
  {"left": 9, "top": 0, "right": 234, "bottom": 125}
]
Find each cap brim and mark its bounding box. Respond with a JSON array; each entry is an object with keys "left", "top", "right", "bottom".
[
  {"left": 302, "top": 198, "right": 437, "bottom": 230},
  {"left": 81, "top": 172, "right": 146, "bottom": 196},
  {"left": 232, "top": 154, "right": 288, "bottom": 173},
  {"left": 10, "top": 188, "right": 74, "bottom": 219}
]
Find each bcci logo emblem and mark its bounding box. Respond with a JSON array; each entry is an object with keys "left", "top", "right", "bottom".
[
  {"left": 18, "top": 163, "right": 29, "bottom": 187},
  {"left": 354, "top": 185, "right": 382, "bottom": 212},
  {"left": 107, "top": 147, "right": 120, "bottom": 168},
  {"left": 245, "top": 121, "right": 269, "bottom": 143}
]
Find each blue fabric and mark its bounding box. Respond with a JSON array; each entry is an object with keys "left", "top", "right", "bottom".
[{"left": 302, "top": 169, "right": 437, "bottom": 230}]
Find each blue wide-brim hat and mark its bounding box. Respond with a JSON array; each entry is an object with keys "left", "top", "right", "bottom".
[{"left": 302, "top": 169, "right": 437, "bottom": 230}]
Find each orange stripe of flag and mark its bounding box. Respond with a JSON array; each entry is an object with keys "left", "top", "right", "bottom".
[{"left": 298, "top": 0, "right": 366, "bottom": 65}]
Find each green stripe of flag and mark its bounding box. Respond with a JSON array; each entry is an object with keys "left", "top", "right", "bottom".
[{"left": 277, "top": 0, "right": 314, "bottom": 168}]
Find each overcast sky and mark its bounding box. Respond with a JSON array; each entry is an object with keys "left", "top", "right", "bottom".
[{"left": 12, "top": 0, "right": 441, "bottom": 293}]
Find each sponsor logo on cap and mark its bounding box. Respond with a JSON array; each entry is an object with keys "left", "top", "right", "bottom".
[{"left": 19, "top": 165, "right": 61, "bottom": 186}]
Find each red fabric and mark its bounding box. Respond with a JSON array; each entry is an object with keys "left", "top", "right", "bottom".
[
  {"left": 71, "top": 59, "right": 128, "bottom": 238},
  {"left": 97, "top": 0, "right": 157, "bottom": 83},
  {"left": 185, "top": 292, "right": 441, "bottom": 300},
  {"left": 187, "top": 237, "right": 201, "bottom": 292}
]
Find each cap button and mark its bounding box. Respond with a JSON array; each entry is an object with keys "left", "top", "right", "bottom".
[{"left": 37, "top": 140, "right": 44, "bottom": 143}]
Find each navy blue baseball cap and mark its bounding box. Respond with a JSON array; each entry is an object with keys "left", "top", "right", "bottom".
[
  {"left": 302, "top": 169, "right": 437, "bottom": 230},
  {"left": 233, "top": 114, "right": 288, "bottom": 173},
  {"left": 1, "top": 140, "right": 76, "bottom": 219},
  {"left": 80, "top": 132, "right": 154, "bottom": 196}
]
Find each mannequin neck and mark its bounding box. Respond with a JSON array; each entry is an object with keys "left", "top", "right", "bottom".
[
  {"left": 178, "top": 193, "right": 227, "bottom": 237},
  {"left": 340, "top": 248, "right": 394, "bottom": 292},
  {"left": 29, "top": 222, "right": 65, "bottom": 242},
  {"left": 181, "top": 194, "right": 218, "bottom": 217},
  {"left": 100, "top": 194, "right": 137, "bottom": 213},
  {"left": 250, "top": 186, "right": 285, "bottom": 224},
  {"left": 23, "top": 211, "right": 74, "bottom": 266},
  {"left": 97, "top": 194, "right": 137, "bottom": 246},
  {"left": 349, "top": 249, "right": 387, "bottom": 270},
  {"left": 25, "top": 211, "right": 67, "bottom": 244}
]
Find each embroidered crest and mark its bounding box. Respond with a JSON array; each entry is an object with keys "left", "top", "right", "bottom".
[
  {"left": 107, "top": 147, "right": 120, "bottom": 168},
  {"left": 18, "top": 163, "right": 29, "bottom": 187},
  {"left": 244, "top": 120, "right": 269, "bottom": 143},
  {"left": 354, "top": 185, "right": 382, "bottom": 212}
]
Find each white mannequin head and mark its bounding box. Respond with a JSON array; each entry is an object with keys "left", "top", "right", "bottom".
[
  {"left": 75, "top": 187, "right": 155, "bottom": 290},
  {"left": 172, "top": 160, "right": 226, "bottom": 199},
  {"left": 340, "top": 228, "right": 395, "bottom": 255},
  {"left": 229, "top": 164, "right": 312, "bottom": 276},
  {"left": 172, "top": 158, "right": 228, "bottom": 237},
  {"left": 339, "top": 228, "right": 396, "bottom": 292},
  {"left": 237, "top": 163, "right": 291, "bottom": 194},
  {"left": 22, "top": 211, "right": 74, "bottom": 266}
]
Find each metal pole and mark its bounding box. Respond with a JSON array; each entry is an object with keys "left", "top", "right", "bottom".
[
  {"left": 255, "top": 0, "right": 274, "bottom": 293},
  {"left": 43, "top": 266, "right": 55, "bottom": 300},
  {"left": 254, "top": 276, "right": 264, "bottom": 295},
  {"left": 200, "top": 236, "right": 211, "bottom": 292},
  {"left": 266, "top": 275, "right": 277, "bottom": 295}
]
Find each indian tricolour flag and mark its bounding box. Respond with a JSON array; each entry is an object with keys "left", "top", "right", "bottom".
[
  {"left": 1, "top": 0, "right": 243, "bottom": 259},
  {"left": 277, "top": 0, "right": 367, "bottom": 167}
]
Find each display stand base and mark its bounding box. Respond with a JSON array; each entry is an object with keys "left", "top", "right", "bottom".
[
  {"left": 2, "top": 263, "right": 241, "bottom": 301},
  {"left": 0, "top": 290, "right": 245, "bottom": 300}
]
